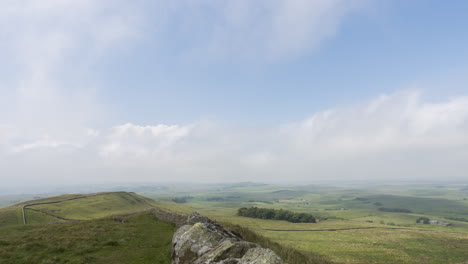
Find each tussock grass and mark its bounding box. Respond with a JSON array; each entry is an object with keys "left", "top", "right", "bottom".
[{"left": 0, "top": 212, "right": 175, "bottom": 264}]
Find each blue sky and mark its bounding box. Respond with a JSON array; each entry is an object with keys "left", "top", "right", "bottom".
[
  {"left": 1, "top": 0, "right": 468, "bottom": 188},
  {"left": 95, "top": 0, "right": 468, "bottom": 125}
]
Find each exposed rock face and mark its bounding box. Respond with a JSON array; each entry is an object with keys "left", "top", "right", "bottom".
[{"left": 172, "top": 212, "right": 285, "bottom": 264}]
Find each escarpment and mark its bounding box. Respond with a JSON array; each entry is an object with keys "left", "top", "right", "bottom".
[{"left": 170, "top": 212, "right": 285, "bottom": 264}]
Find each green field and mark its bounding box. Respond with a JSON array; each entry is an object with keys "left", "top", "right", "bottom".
[{"left": 150, "top": 182, "right": 468, "bottom": 264}]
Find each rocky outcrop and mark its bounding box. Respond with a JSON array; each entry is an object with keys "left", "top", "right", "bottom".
[{"left": 171, "top": 212, "right": 285, "bottom": 264}]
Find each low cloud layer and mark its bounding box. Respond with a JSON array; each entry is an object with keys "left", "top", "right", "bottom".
[{"left": 2, "top": 91, "right": 468, "bottom": 186}]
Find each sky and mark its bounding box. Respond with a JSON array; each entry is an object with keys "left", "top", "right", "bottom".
[{"left": 1, "top": 0, "right": 468, "bottom": 190}]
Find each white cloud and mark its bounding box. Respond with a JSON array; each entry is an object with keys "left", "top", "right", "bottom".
[
  {"left": 12, "top": 138, "right": 80, "bottom": 153},
  {"left": 0, "top": 0, "right": 146, "bottom": 153},
  {"left": 99, "top": 123, "right": 191, "bottom": 160},
  {"left": 169, "top": 0, "right": 365, "bottom": 61},
  {"left": 104, "top": 91, "right": 468, "bottom": 181},
  {"left": 0, "top": 0, "right": 364, "bottom": 150},
  {"left": 2, "top": 91, "right": 468, "bottom": 184},
  {"left": 281, "top": 91, "right": 468, "bottom": 164}
]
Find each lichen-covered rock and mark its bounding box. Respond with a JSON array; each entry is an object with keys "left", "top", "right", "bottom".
[
  {"left": 172, "top": 223, "right": 227, "bottom": 263},
  {"left": 240, "top": 248, "right": 285, "bottom": 264},
  {"left": 171, "top": 212, "right": 285, "bottom": 264},
  {"left": 193, "top": 240, "right": 259, "bottom": 264}
]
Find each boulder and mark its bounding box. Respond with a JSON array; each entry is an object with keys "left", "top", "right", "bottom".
[{"left": 171, "top": 212, "right": 285, "bottom": 264}]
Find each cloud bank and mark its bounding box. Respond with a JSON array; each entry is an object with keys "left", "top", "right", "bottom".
[{"left": 2, "top": 91, "right": 468, "bottom": 185}]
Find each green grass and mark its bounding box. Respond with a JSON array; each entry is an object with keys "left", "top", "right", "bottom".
[
  {"left": 259, "top": 227, "right": 468, "bottom": 264},
  {"left": 151, "top": 183, "right": 468, "bottom": 264},
  {"left": 192, "top": 207, "right": 468, "bottom": 263},
  {"left": 2, "top": 185, "right": 468, "bottom": 264},
  {"left": 0, "top": 192, "right": 157, "bottom": 226},
  {"left": 0, "top": 207, "right": 22, "bottom": 226},
  {"left": 223, "top": 222, "right": 336, "bottom": 264},
  {"left": 0, "top": 192, "right": 175, "bottom": 263},
  {"left": 23, "top": 209, "right": 67, "bottom": 224},
  {"left": 27, "top": 192, "right": 155, "bottom": 220},
  {"left": 0, "top": 212, "right": 175, "bottom": 264}
]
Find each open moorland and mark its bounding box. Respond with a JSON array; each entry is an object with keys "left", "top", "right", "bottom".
[
  {"left": 1, "top": 183, "right": 468, "bottom": 264},
  {"left": 149, "top": 182, "right": 468, "bottom": 264}
]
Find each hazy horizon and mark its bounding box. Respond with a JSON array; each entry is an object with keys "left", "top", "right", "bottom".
[{"left": 2, "top": 1, "right": 468, "bottom": 190}]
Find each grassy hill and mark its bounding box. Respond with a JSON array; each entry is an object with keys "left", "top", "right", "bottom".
[
  {"left": 0, "top": 192, "right": 156, "bottom": 226},
  {"left": 0, "top": 212, "right": 175, "bottom": 264},
  {"left": 0, "top": 192, "right": 175, "bottom": 264}
]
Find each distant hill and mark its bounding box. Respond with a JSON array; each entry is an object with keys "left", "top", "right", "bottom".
[{"left": 0, "top": 192, "right": 156, "bottom": 226}]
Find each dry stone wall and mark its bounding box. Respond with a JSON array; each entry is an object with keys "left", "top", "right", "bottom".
[{"left": 151, "top": 208, "right": 188, "bottom": 227}]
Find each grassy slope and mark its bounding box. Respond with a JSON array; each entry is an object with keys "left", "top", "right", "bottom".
[
  {"left": 0, "top": 213, "right": 175, "bottom": 264},
  {"left": 27, "top": 192, "right": 155, "bottom": 220},
  {"left": 0, "top": 193, "right": 174, "bottom": 264},
  {"left": 0, "top": 192, "right": 157, "bottom": 226},
  {"left": 258, "top": 223, "right": 468, "bottom": 264},
  {"left": 0, "top": 206, "right": 22, "bottom": 226}
]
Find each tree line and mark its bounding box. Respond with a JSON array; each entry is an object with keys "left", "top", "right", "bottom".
[
  {"left": 237, "top": 207, "right": 316, "bottom": 223},
  {"left": 378, "top": 207, "right": 412, "bottom": 213},
  {"left": 172, "top": 196, "right": 193, "bottom": 203}
]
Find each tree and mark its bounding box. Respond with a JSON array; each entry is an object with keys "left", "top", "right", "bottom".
[
  {"left": 416, "top": 217, "right": 430, "bottom": 224},
  {"left": 237, "top": 207, "right": 316, "bottom": 223}
]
